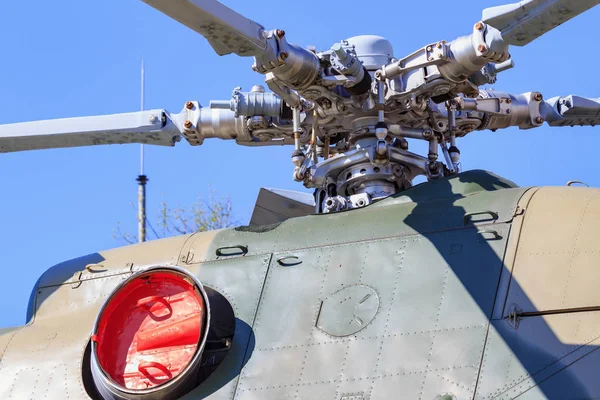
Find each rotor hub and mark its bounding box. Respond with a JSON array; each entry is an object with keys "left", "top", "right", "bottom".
[{"left": 345, "top": 35, "right": 394, "bottom": 71}]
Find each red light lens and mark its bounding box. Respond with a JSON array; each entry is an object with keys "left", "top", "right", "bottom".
[{"left": 94, "top": 270, "right": 205, "bottom": 390}]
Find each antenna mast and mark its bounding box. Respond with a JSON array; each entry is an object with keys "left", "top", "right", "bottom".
[{"left": 136, "top": 59, "right": 148, "bottom": 243}]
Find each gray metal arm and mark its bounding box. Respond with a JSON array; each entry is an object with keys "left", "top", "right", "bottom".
[
  {"left": 542, "top": 95, "right": 600, "bottom": 127},
  {"left": 0, "top": 109, "right": 183, "bottom": 153},
  {"left": 0, "top": 89, "right": 295, "bottom": 153},
  {"left": 141, "top": 0, "right": 268, "bottom": 58},
  {"left": 483, "top": 0, "right": 600, "bottom": 46}
]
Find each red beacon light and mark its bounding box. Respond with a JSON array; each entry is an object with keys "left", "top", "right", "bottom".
[{"left": 90, "top": 267, "right": 210, "bottom": 400}]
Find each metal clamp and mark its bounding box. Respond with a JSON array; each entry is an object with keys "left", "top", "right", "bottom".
[
  {"left": 463, "top": 210, "right": 499, "bottom": 225},
  {"left": 567, "top": 180, "right": 589, "bottom": 187},
  {"left": 276, "top": 255, "right": 302, "bottom": 267},
  {"left": 85, "top": 264, "right": 107, "bottom": 273},
  {"left": 507, "top": 304, "right": 523, "bottom": 329},
  {"left": 476, "top": 229, "right": 502, "bottom": 240},
  {"left": 216, "top": 245, "right": 249, "bottom": 257}
]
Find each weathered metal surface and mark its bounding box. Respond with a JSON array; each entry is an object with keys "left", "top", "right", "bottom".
[
  {"left": 231, "top": 224, "right": 510, "bottom": 399},
  {"left": 316, "top": 285, "right": 380, "bottom": 337},
  {"left": 182, "top": 170, "right": 521, "bottom": 264},
  {"left": 475, "top": 186, "right": 600, "bottom": 399},
  {"left": 503, "top": 187, "right": 600, "bottom": 314},
  {"left": 0, "top": 274, "right": 133, "bottom": 399},
  {"left": 181, "top": 255, "right": 271, "bottom": 399},
  {"left": 475, "top": 313, "right": 600, "bottom": 399},
  {"left": 11, "top": 170, "right": 600, "bottom": 399}
]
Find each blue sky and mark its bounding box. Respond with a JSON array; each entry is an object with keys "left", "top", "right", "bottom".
[{"left": 0, "top": 0, "right": 599, "bottom": 327}]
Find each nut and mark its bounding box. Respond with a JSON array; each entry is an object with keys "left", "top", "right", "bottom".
[
  {"left": 534, "top": 93, "right": 543, "bottom": 101},
  {"left": 475, "top": 22, "right": 484, "bottom": 31},
  {"left": 536, "top": 116, "right": 544, "bottom": 124},
  {"left": 185, "top": 101, "right": 194, "bottom": 110},
  {"left": 280, "top": 52, "right": 288, "bottom": 61},
  {"left": 276, "top": 29, "right": 285, "bottom": 39},
  {"left": 506, "top": 98, "right": 512, "bottom": 104},
  {"left": 478, "top": 45, "right": 487, "bottom": 53},
  {"left": 426, "top": 45, "right": 432, "bottom": 51},
  {"left": 184, "top": 120, "right": 193, "bottom": 129},
  {"left": 436, "top": 42, "right": 442, "bottom": 49}
]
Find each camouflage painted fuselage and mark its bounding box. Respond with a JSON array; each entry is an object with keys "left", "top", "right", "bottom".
[{"left": 1, "top": 170, "right": 599, "bottom": 399}]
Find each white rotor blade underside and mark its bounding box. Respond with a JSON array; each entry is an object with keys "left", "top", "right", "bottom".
[
  {"left": 483, "top": 0, "right": 600, "bottom": 46},
  {"left": 142, "top": 0, "right": 268, "bottom": 57}
]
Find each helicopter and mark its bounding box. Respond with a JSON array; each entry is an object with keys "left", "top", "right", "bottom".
[{"left": 2, "top": 0, "right": 600, "bottom": 398}]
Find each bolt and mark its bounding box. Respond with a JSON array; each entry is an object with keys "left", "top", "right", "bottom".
[
  {"left": 148, "top": 114, "right": 158, "bottom": 124},
  {"left": 184, "top": 120, "right": 193, "bottom": 129},
  {"left": 428, "top": 56, "right": 434, "bottom": 61},
  {"left": 478, "top": 45, "right": 487, "bottom": 53},
  {"left": 426, "top": 46, "right": 432, "bottom": 51},
  {"left": 475, "top": 22, "right": 484, "bottom": 31},
  {"left": 280, "top": 52, "right": 288, "bottom": 61},
  {"left": 534, "top": 93, "right": 543, "bottom": 101},
  {"left": 506, "top": 98, "right": 512, "bottom": 104},
  {"left": 436, "top": 42, "right": 442, "bottom": 49},
  {"left": 185, "top": 101, "right": 194, "bottom": 110},
  {"left": 506, "top": 109, "right": 511, "bottom": 114},
  {"left": 536, "top": 116, "right": 544, "bottom": 124},
  {"left": 276, "top": 29, "right": 285, "bottom": 39}
]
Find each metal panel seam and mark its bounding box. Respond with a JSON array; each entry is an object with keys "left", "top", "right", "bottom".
[
  {"left": 494, "top": 187, "right": 541, "bottom": 319},
  {"left": 231, "top": 253, "right": 273, "bottom": 400},
  {"left": 472, "top": 187, "right": 540, "bottom": 398},
  {"left": 0, "top": 328, "right": 22, "bottom": 367},
  {"left": 471, "top": 224, "right": 513, "bottom": 400}
]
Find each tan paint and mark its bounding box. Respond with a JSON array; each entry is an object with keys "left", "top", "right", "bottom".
[
  {"left": 491, "top": 187, "right": 539, "bottom": 319},
  {"left": 504, "top": 187, "right": 600, "bottom": 319},
  {"left": 0, "top": 275, "right": 128, "bottom": 399},
  {"left": 180, "top": 229, "right": 220, "bottom": 264},
  {"left": 0, "top": 233, "right": 202, "bottom": 399},
  {"left": 97, "top": 233, "right": 193, "bottom": 270}
]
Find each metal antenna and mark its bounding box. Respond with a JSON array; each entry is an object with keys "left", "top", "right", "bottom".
[{"left": 136, "top": 58, "right": 148, "bottom": 243}]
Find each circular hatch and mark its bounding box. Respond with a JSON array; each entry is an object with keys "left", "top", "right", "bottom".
[{"left": 90, "top": 267, "right": 210, "bottom": 400}]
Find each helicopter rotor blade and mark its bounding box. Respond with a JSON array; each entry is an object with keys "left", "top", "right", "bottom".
[
  {"left": 482, "top": 0, "right": 600, "bottom": 46},
  {"left": 141, "top": 0, "right": 269, "bottom": 57}
]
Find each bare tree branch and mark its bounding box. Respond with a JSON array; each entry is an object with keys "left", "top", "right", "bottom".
[{"left": 114, "top": 192, "right": 237, "bottom": 244}]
